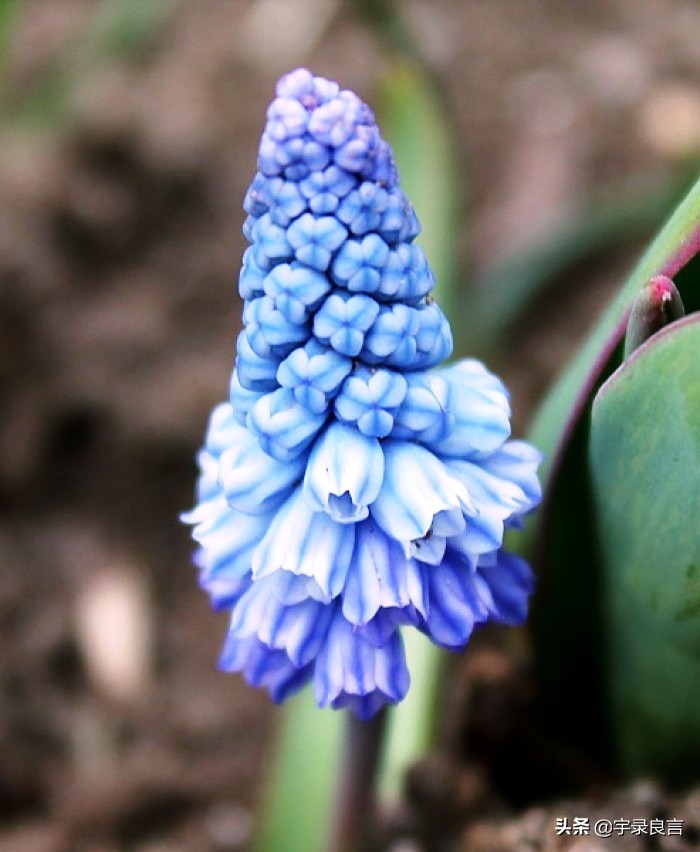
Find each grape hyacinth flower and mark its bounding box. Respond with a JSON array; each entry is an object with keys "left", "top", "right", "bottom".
[{"left": 183, "top": 69, "right": 542, "bottom": 720}]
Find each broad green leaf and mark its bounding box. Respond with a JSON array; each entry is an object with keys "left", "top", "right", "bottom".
[
  {"left": 530, "top": 174, "right": 700, "bottom": 490},
  {"left": 589, "top": 315, "right": 700, "bottom": 782},
  {"left": 525, "top": 174, "right": 700, "bottom": 758}
]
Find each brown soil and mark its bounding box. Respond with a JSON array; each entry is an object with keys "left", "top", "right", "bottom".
[{"left": 2, "top": 1, "right": 699, "bottom": 849}]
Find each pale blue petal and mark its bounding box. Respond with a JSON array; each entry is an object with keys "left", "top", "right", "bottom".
[
  {"left": 251, "top": 489, "right": 355, "bottom": 599},
  {"left": 235, "top": 330, "right": 280, "bottom": 392},
  {"left": 334, "top": 367, "right": 407, "bottom": 438},
  {"left": 229, "top": 370, "right": 265, "bottom": 425},
  {"left": 229, "top": 576, "right": 334, "bottom": 667},
  {"left": 360, "top": 608, "right": 417, "bottom": 647},
  {"left": 246, "top": 388, "right": 327, "bottom": 461},
  {"left": 374, "top": 631, "right": 411, "bottom": 701},
  {"left": 303, "top": 422, "right": 384, "bottom": 522},
  {"left": 479, "top": 441, "right": 543, "bottom": 508},
  {"left": 405, "top": 559, "right": 429, "bottom": 618},
  {"left": 189, "top": 496, "right": 272, "bottom": 609},
  {"left": 201, "top": 402, "right": 242, "bottom": 462},
  {"left": 408, "top": 505, "right": 466, "bottom": 565},
  {"left": 445, "top": 447, "right": 541, "bottom": 555},
  {"left": 427, "top": 360, "right": 511, "bottom": 457},
  {"left": 371, "top": 441, "right": 473, "bottom": 548},
  {"left": 391, "top": 373, "right": 452, "bottom": 442},
  {"left": 219, "top": 423, "right": 306, "bottom": 514},
  {"left": 342, "top": 520, "right": 410, "bottom": 625}
]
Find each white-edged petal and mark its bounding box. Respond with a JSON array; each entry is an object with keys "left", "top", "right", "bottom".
[
  {"left": 342, "top": 520, "right": 410, "bottom": 625},
  {"left": 303, "top": 422, "right": 384, "bottom": 522},
  {"left": 370, "top": 441, "right": 473, "bottom": 549},
  {"left": 251, "top": 489, "right": 355, "bottom": 599},
  {"left": 313, "top": 611, "right": 410, "bottom": 715},
  {"left": 445, "top": 444, "right": 542, "bottom": 556},
  {"left": 229, "top": 576, "right": 334, "bottom": 667},
  {"left": 427, "top": 359, "right": 511, "bottom": 457},
  {"left": 219, "top": 423, "right": 306, "bottom": 514}
]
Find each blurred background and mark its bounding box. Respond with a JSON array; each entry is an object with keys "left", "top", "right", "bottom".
[{"left": 1, "top": 1, "right": 699, "bottom": 850}]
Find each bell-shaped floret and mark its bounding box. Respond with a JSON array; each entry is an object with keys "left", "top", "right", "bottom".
[
  {"left": 243, "top": 173, "right": 268, "bottom": 218},
  {"left": 229, "top": 369, "right": 265, "bottom": 425},
  {"left": 313, "top": 611, "right": 410, "bottom": 720},
  {"left": 265, "top": 97, "right": 309, "bottom": 142},
  {"left": 299, "top": 164, "right": 356, "bottom": 202},
  {"left": 370, "top": 441, "right": 473, "bottom": 549},
  {"left": 243, "top": 295, "right": 309, "bottom": 358},
  {"left": 228, "top": 573, "right": 335, "bottom": 668},
  {"left": 375, "top": 188, "right": 413, "bottom": 244},
  {"left": 409, "top": 301, "right": 453, "bottom": 369},
  {"left": 188, "top": 495, "right": 271, "bottom": 610},
  {"left": 391, "top": 372, "right": 452, "bottom": 443},
  {"left": 342, "top": 519, "right": 427, "bottom": 626},
  {"left": 426, "top": 360, "right": 511, "bottom": 457},
  {"left": 247, "top": 387, "right": 327, "bottom": 461},
  {"left": 181, "top": 404, "right": 274, "bottom": 610},
  {"left": 252, "top": 489, "right": 356, "bottom": 600},
  {"left": 331, "top": 234, "right": 390, "bottom": 294},
  {"left": 219, "top": 422, "right": 307, "bottom": 514},
  {"left": 376, "top": 243, "right": 432, "bottom": 301},
  {"left": 252, "top": 212, "right": 294, "bottom": 264},
  {"left": 308, "top": 90, "right": 366, "bottom": 147},
  {"left": 303, "top": 422, "right": 384, "bottom": 522},
  {"left": 473, "top": 550, "right": 535, "bottom": 626},
  {"left": 446, "top": 441, "right": 543, "bottom": 556},
  {"left": 361, "top": 302, "right": 420, "bottom": 366},
  {"left": 219, "top": 634, "right": 312, "bottom": 704},
  {"left": 238, "top": 247, "right": 268, "bottom": 300},
  {"left": 262, "top": 176, "right": 308, "bottom": 227},
  {"left": 286, "top": 213, "right": 348, "bottom": 271},
  {"left": 336, "top": 181, "right": 389, "bottom": 235},
  {"left": 235, "top": 330, "right": 280, "bottom": 392},
  {"left": 418, "top": 549, "right": 489, "bottom": 649}
]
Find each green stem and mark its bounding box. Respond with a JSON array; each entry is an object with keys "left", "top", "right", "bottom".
[{"left": 329, "top": 709, "right": 388, "bottom": 852}]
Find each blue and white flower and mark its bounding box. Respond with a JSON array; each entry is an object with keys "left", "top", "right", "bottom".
[{"left": 183, "top": 69, "right": 542, "bottom": 719}]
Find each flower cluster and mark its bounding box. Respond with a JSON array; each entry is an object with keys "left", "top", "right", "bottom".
[{"left": 183, "top": 69, "right": 541, "bottom": 719}]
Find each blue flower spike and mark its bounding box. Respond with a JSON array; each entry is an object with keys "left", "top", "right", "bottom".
[{"left": 183, "top": 70, "right": 542, "bottom": 720}]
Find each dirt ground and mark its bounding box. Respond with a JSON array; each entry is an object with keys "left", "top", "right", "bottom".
[{"left": 1, "top": 1, "right": 699, "bottom": 850}]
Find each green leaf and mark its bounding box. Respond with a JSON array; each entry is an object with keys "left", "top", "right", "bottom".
[
  {"left": 524, "top": 174, "right": 700, "bottom": 758},
  {"left": 530, "top": 173, "right": 700, "bottom": 490},
  {"left": 378, "top": 60, "right": 462, "bottom": 353},
  {"left": 255, "top": 690, "right": 343, "bottom": 852},
  {"left": 589, "top": 314, "right": 700, "bottom": 782}
]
